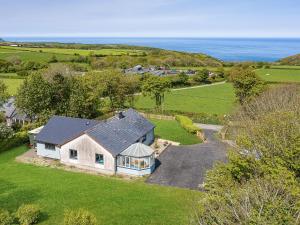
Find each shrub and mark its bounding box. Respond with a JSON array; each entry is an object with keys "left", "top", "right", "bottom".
[
  {"left": 0, "top": 208, "right": 13, "bottom": 225},
  {"left": 63, "top": 209, "right": 98, "bottom": 225},
  {"left": 0, "top": 130, "right": 29, "bottom": 153},
  {"left": 15, "top": 204, "right": 41, "bottom": 225},
  {"left": 175, "top": 115, "right": 201, "bottom": 134}
]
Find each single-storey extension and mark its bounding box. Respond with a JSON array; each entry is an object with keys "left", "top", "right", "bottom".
[{"left": 33, "top": 109, "right": 156, "bottom": 176}]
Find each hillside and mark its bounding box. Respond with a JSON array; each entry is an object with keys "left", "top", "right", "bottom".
[
  {"left": 279, "top": 54, "right": 300, "bottom": 65},
  {"left": 0, "top": 42, "right": 223, "bottom": 67}
]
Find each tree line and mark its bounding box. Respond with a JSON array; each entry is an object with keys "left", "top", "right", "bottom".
[{"left": 191, "top": 84, "right": 300, "bottom": 224}]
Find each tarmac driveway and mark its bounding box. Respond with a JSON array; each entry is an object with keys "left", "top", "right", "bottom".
[{"left": 146, "top": 126, "right": 228, "bottom": 190}]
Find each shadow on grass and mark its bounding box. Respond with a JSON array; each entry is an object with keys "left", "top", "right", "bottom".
[{"left": 0, "top": 179, "right": 40, "bottom": 211}]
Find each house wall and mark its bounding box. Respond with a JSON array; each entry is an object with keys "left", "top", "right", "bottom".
[
  {"left": 36, "top": 143, "right": 61, "bottom": 159},
  {"left": 60, "top": 134, "right": 115, "bottom": 175},
  {"left": 117, "top": 164, "right": 155, "bottom": 176}
]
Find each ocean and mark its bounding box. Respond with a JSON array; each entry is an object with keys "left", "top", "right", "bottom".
[{"left": 3, "top": 37, "right": 300, "bottom": 62}]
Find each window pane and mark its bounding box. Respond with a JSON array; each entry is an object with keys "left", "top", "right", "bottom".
[
  {"left": 125, "top": 156, "right": 130, "bottom": 168},
  {"left": 95, "top": 154, "right": 104, "bottom": 164},
  {"left": 120, "top": 156, "right": 125, "bottom": 167},
  {"left": 70, "top": 149, "right": 78, "bottom": 160},
  {"left": 45, "top": 143, "right": 55, "bottom": 150},
  {"left": 140, "top": 159, "right": 145, "bottom": 169}
]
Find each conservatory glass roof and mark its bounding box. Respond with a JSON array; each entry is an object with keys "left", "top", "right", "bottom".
[{"left": 120, "top": 143, "right": 154, "bottom": 158}]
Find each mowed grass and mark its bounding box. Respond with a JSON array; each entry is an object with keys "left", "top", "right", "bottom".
[
  {"left": 0, "top": 146, "right": 199, "bottom": 225},
  {"left": 0, "top": 78, "right": 23, "bottom": 95},
  {"left": 151, "top": 119, "right": 201, "bottom": 145},
  {"left": 0, "top": 47, "right": 73, "bottom": 63},
  {"left": 135, "top": 83, "right": 236, "bottom": 115},
  {"left": 2, "top": 46, "right": 146, "bottom": 56},
  {"left": 256, "top": 68, "right": 300, "bottom": 83}
]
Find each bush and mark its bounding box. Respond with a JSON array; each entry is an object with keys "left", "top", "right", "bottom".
[
  {"left": 0, "top": 208, "right": 13, "bottom": 225},
  {"left": 0, "top": 130, "right": 29, "bottom": 154},
  {"left": 175, "top": 115, "right": 201, "bottom": 134},
  {"left": 63, "top": 209, "right": 98, "bottom": 225},
  {"left": 15, "top": 204, "right": 41, "bottom": 225}
]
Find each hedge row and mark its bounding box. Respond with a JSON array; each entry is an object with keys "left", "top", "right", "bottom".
[{"left": 175, "top": 115, "right": 201, "bottom": 134}]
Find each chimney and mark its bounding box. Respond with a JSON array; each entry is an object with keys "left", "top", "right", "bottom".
[{"left": 116, "top": 111, "right": 125, "bottom": 119}]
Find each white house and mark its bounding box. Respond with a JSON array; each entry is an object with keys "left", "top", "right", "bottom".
[{"left": 33, "top": 109, "right": 156, "bottom": 176}]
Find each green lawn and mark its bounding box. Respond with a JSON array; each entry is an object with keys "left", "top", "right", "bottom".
[
  {"left": 0, "top": 78, "right": 24, "bottom": 95},
  {"left": 151, "top": 119, "right": 201, "bottom": 145},
  {"left": 135, "top": 83, "right": 236, "bottom": 115},
  {"left": 1, "top": 46, "right": 145, "bottom": 57},
  {"left": 256, "top": 68, "right": 300, "bottom": 83},
  {"left": 0, "top": 146, "right": 198, "bottom": 225}
]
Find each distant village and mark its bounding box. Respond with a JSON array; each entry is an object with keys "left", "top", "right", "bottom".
[{"left": 124, "top": 65, "right": 197, "bottom": 76}]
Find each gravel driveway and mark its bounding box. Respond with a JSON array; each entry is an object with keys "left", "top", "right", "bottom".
[{"left": 146, "top": 126, "right": 228, "bottom": 190}]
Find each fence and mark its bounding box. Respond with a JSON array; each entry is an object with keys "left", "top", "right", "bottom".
[{"left": 139, "top": 112, "right": 175, "bottom": 121}]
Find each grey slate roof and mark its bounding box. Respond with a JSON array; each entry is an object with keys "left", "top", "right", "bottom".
[
  {"left": 36, "top": 116, "right": 100, "bottom": 145},
  {"left": 86, "top": 109, "right": 155, "bottom": 156},
  {"left": 36, "top": 109, "right": 155, "bottom": 157},
  {"left": 1, "top": 97, "right": 31, "bottom": 122}
]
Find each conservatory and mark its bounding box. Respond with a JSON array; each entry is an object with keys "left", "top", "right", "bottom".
[{"left": 117, "top": 143, "right": 156, "bottom": 176}]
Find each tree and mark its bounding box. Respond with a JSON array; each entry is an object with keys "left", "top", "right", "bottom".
[
  {"left": 0, "top": 80, "right": 9, "bottom": 105},
  {"left": 229, "top": 67, "right": 265, "bottom": 104},
  {"left": 142, "top": 76, "right": 170, "bottom": 110},
  {"left": 193, "top": 69, "right": 209, "bottom": 83},
  {"left": 192, "top": 172, "right": 300, "bottom": 225},
  {"left": 0, "top": 123, "right": 14, "bottom": 141},
  {"left": 228, "top": 85, "right": 300, "bottom": 177},
  {"left": 68, "top": 77, "right": 100, "bottom": 118},
  {"left": 16, "top": 67, "right": 102, "bottom": 120},
  {"left": 97, "top": 70, "right": 126, "bottom": 110},
  {"left": 191, "top": 85, "right": 300, "bottom": 225},
  {"left": 89, "top": 70, "right": 140, "bottom": 110},
  {"left": 16, "top": 73, "right": 52, "bottom": 118},
  {"left": 216, "top": 67, "right": 225, "bottom": 78},
  {"left": 122, "top": 75, "right": 141, "bottom": 107}
]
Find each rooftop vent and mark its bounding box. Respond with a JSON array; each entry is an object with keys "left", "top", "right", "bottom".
[{"left": 86, "top": 121, "right": 90, "bottom": 126}]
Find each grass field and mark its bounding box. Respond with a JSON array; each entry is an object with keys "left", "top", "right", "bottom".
[
  {"left": 150, "top": 119, "right": 201, "bottom": 145},
  {"left": 0, "top": 47, "right": 73, "bottom": 63},
  {"left": 135, "top": 83, "right": 236, "bottom": 115},
  {"left": 1, "top": 46, "right": 146, "bottom": 57},
  {"left": 0, "top": 146, "right": 198, "bottom": 225},
  {"left": 0, "top": 78, "right": 23, "bottom": 95},
  {"left": 256, "top": 68, "right": 300, "bottom": 83}
]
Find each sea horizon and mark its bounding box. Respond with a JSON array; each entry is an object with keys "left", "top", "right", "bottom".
[{"left": 3, "top": 37, "right": 300, "bottom": 62}]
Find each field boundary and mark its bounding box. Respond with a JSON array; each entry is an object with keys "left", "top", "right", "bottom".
[
  {"left": 139, "top": 112, "right": 175, "bottom": 120},
  {"left": 171, "top": 81, "right": 226, "bottom": 92}
]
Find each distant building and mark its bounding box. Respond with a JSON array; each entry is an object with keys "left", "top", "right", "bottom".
[
  {"left": 1, "top": 97, "right": 31, "bottom": 126},
  {"left": 124, "top": 65, "right": 196, "bottom": 77}
]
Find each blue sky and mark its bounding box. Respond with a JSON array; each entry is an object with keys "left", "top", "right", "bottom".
[{"left": 1, "top": 0, "right": 300, "bottom": 37}]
